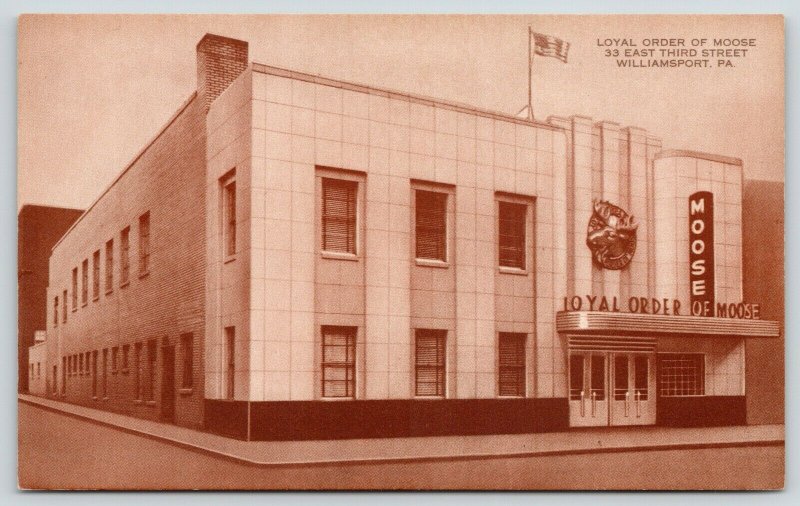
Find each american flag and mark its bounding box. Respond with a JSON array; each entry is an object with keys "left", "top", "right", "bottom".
[{"left": 531, "top": 32, "right": 570, "bottom": 63}]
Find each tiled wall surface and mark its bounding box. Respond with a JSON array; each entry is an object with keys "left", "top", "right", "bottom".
[
  {"left": 653, "top": 155, "right": 743, "bottom": 305},
  {"left": 205, "top": 68, "right": 253, "bottom": 400},
  {"left": 242, "top": 67, "right": 568, "bottom": 401},
  {"left": 653, "top": 154, "right": 745, "bottom": 393},
  {"left": 548, "top": 117, "right": 745, "bottom": 396},
  {"left": 659, "top": 336, "right": 744, "bottom": 396}
]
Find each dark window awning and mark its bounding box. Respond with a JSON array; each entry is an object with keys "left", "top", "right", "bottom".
[{"left": 556, "top": 311, "right": 780, "bottom": 338}]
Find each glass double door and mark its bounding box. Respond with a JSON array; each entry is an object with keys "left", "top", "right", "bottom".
[{"left": 569, "top": 351, "right": 656, "bottom": 427}]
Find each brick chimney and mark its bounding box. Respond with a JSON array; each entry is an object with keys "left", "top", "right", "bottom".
[{"left": 196, "top": 34, "right": 249, "bottom": 112}]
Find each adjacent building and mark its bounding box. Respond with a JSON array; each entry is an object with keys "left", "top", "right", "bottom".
[
  {"left": 18, "top": 204, "right": 83, "bottom": 393},
  {"left": 31, "top": 34, "right": 781, "bottom": 440}
]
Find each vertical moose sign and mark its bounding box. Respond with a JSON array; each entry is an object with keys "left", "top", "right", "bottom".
[{"left": 689, "top": 191, "right": 715, "bottom": 316}]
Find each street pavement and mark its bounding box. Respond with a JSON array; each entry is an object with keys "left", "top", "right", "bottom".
[{"left": 18, "top": 397, "right": 784, "bottom": 489}]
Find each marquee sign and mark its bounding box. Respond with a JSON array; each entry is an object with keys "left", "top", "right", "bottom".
[
  {"left": 689, "top": 191, "right": 715, "bottom": 316},
  {"left": 586, "top": 200, "right": 638, "bottom": 270}
]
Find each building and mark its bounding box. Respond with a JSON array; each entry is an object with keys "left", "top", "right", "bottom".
[
  {"left": 28, "top": 331, "right": 47, "bottom": 396},
  {"left": 18, "top": 204, "right": 83, "bottom": 393},
  {"left": 742, "top": 180, "right": 784, "bottom": 425},
  {"left": 33, "top": 34, "right": 781, "bottom": 440}
]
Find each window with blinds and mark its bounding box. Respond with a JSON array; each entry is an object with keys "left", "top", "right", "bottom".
[
  {"left": 415, "top": 329, "right": 446, "bottom": 397},
  {"left": 120, "top": 226, "right": 130, "bottom": 286},
  {"left": 658, "top": 353, "right": 705, "bottom": 397},
  {"left": 415, "top": 190, "right": 447, "bottom": 261},
  {"left": 138, "top": 212, "right": 150, "bottom": 275},
  {"left": 92, "top": 250, "right": 100, "bottom": 300},
  {"left": 498, "top": 333, "right": 526, "bottom": 396},
  {"left": 222, "top": 175, "right": 236, "bottom": 257},
  {"left": 81, "top": 259, "right": 88, "bottom": 305},
  {"left": 105, "top": 239, "right": 113, "bottom": 294},
  {"left": 499, "top": 201, "right": 527, "bottom": 269},
  {"left": 72, "top": 267, "right": 78, "bottom": 309},
  {"left": 321, "top": 326, "right": 357, "bottom": 398},
  {"left": 322, "top": 178, "right": 358, "bottom": 254}
]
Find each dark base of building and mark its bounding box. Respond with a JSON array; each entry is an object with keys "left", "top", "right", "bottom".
[
  {"left": 204, "top": 395, "right": 748, "bottom": 441},
  {"left": 204, "top": 398, "right": 569, "bottom": 441},
  {"left": 657, "top": 395, "right": 747, "bottom": 427}
]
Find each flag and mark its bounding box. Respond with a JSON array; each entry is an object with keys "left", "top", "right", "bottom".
[{"left": 531, "top": 32, "right": 569, "bottom": 63}]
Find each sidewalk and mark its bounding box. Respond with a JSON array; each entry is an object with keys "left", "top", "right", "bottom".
[{"left": 19, "top": 394, "right": 784, "bottom": 467}]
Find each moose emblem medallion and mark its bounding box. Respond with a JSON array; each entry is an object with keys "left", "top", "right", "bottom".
[{"left": 586, "top": 200, "right": 638, "bottom": 270}]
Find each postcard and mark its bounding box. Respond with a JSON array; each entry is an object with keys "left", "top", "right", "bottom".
[{"left": 17, "top": 14, "right": 784, "bottom": 490}]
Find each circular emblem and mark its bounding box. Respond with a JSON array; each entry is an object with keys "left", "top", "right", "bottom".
[{"left": 586, "top": 199, "right": 638, "bottom": 270}]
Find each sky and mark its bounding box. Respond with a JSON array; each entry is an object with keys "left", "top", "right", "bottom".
[{"left": 17, "top": 14, "right": 784, "bottom": 211}]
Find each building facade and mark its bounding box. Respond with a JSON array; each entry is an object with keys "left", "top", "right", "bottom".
[
  {"left": 28, "top": 332, "right": 47, "bottom": 396},
  {"left": 18, "top": 204, "right": 83, "bottom": 393},
  {"left": 35, "top": 34, "right": 781, "bottom": 440}
]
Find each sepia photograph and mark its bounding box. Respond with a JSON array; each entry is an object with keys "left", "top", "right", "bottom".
[{"left": 16, "top": 13, "right": 785, "bottom": 490}]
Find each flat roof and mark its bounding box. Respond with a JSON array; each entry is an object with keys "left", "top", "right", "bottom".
[
  {"left": 252, "top": 62, "right": 563, "bottom": 132},
  {"left": 655, "top": 149, "right": 743, "bottom": 166}
]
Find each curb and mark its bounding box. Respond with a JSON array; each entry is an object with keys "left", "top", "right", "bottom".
[{"left": 19, "top": 397, "right": 785, "bottom": 469}]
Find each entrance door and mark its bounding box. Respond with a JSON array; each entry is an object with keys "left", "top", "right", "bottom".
[
  {"left": 569, "top": 352, "right": 609, "bottom": 427},
  {"left": 161, "top": 345, "right": 175, "bottom": 422},
  {"left": 609, "top": 353, "right": 656, "bottom": 426},
  {"left": 569, "top": 350, "right": 656, "bottom": 427}
]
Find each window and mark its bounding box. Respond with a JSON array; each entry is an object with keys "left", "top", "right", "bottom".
[
  {"left": 321, "top": 326, "right": 356, "bottom": 398},
  {"left": 53, "top": 296, "right": 58, "bottom": 326},
  {"left": 61, "top": 357, "right": 66, "bottom": 395},
  {"left": 221, "top": 172, "right": 237, "bottom": 257},
  {"left": 112, "top": 346, "right": 119, "bottom": 373},
  {"left": 322, "top": 178, "right": 357, "bottom": 254},
  {"left": 71, "top": 268, "right": 78, "bottom": 310},
  {"left": 415, "top": 329, "right": 446, "bottom": 397},
  {"left": 79, "top": 353, "right": 84, "bottom": 375},
  {"left": 499, "top": 201, "right": 527, "bottom": 269},
  {"left": 102, "top": 349, "right": 108, "bottom": 398},
  {"left": 122, "top": 344, "right": 130, "bottom": 372},
  {"left": 120, "top": 226, "right": 130, "bottom": 285},
  {"left": 415, "top": 190, "right": 448, "bottom": 261},
  {"left": 180, "top": 333, "right": 193, "bottom": 388},
  {"left": 91, "top": 350, "right": 98, "bottom": 398},
  {"left": 139, "top": 212, "right": 150, "bottom": 276},
  {"left": 658, "top": 353, "right": 705, "bottom": 397},
  {"left": 145, "top": 340, "right": 156, "bottom": 401},
  {"left": 81, "top": 259, "right": 88, "bottom": 305},
  {"left": 225, "top": 327, "right": 235, "bottom": 399},
  {"left": 62, "top": 289, "right": 67, "bottom": 323},
  {"left": 105, "top": 239, "right": 114, "bottom": 293},
  {"left": 498, "top": 333, "right": 526, "bottom": 396},
  {"left": 134, "top": 343, "right": 142, "bottom": 400},
  {"left": 92, "top": 250, "right": 100, "bottom": 300}
]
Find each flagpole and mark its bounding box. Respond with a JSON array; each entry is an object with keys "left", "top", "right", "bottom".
[{"left": 528, "top": 26, "right": 534, "bottom": 120}]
